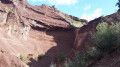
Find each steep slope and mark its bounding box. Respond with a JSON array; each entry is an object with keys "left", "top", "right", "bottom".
[
  {"left": 0, "top": 0, "right": 81, "bottom": 67},
  {"left": 71, "top": 9, "right": 120, "bottom": 67},
  {"left": 89, "top": 49, "right": 120, "bottom": 67},
  {"left": 73, "top": 10, "right": 120, "bottom": 51},
  {"left": 2, "top": 0, "right": 120, "bottom": 67}
]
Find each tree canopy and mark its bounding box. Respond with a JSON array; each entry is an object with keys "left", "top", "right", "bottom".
[{"left": 116, "top": 0, "right": 120, "bottom": 8}]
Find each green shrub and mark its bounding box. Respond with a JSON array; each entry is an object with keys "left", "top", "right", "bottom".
[
  {"left": 74, "top": 54, "right": 87, "bottom": 67},
  {"left": 85, "top": 45, "right": 95, "bottom": 61},
  {"left": 19, "top": 53, "right": 29, "bottom": 63},
  {"left": 91, "top": 22, "right": 120, "bottom": 53},
  {"left": 85, "top": 49, "right": 104, "bottom": 61},
  {"left": 57, "top": 53, "right": 65, "bottom": 61},
  {"left": 54, "top": 22, "right": 120, "bottom": 67},
  {"left": 64, "top": 60, "right": 76, "bottom": 67},
  {"left": 38, "top": 54, "right": 44, "bottom": 60},
  {"left": 64, "top": 53, "right": 87, "bottom": 67}
]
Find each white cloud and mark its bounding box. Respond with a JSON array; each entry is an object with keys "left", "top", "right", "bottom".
[
  {"left": 28, "top": 0, "right": 78, "bottom": 5},
  {"left": 81, "top": 8, "right": 102, "bottom": 21},
  {"left": 84, "top": 5, "right": 91, "bottom": 10}
]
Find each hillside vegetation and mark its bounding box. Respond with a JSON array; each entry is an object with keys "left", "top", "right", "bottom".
[
  {"left": 0, "top": 0, "right": 120, "bottom": 67},
  {"left": 52, "top": 21, "right": 120, "bottom": 67}
]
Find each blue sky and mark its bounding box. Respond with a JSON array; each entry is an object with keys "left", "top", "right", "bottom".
[{"left": 28, "top": 0, "right": 118, "bottom": 21}]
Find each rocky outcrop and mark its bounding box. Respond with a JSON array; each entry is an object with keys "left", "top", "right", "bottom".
[
  {"left": 0, "top": 0, "right": 78, "bottom": 67},
  {"left": 1, "top": 0, "right": 119, "bottom": 67},
  {"left": 73, "top": 17, "right": 104, "bottom": 51}
]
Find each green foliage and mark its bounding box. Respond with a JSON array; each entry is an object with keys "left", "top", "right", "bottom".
[
  {"left": 63, "top": 46, "right": 104, "bottom": 67},
  {"left": 74, "top": 54, "right": 87, "bottom": 67},
  {"left": 104, "top": 13, "right": 120, "bottom": 22},
  {"left": 116, "top": 0, "right": 120, "bottom": 8},
  {"left": 91, "top": 22, "right": 120, "bottom": 53},
  {"left": 64, "top": 61, "right": 75, "bottom": 67},
  {"left": 57, "top": 53, "right": 65, "bottom": 61},
  {"left": 71, "top": 19, "right": 87, "bottom": 27},
  {"left": 62, "top": 22, "right": 120, "bottom": 67},
  {"left": 64, "top": 16, "right": 87, "bottom": 27},
  {"left": 64, "top": 53, "right": 87, "bottom": 67},
  {"left": 51, "top": 22, "right": 120, "bottom": 67},
  {"left": 38, "top": 54, "right": 44, "bottom": 60},
  {"left": 19, "top": 53, "right": 29, "bottom": 63},
  {"left": 85, "top": 45, "right": 95, "bottom": 61},
  {"left": 85, "top": 49, "right": 103, "bottom": 61}
]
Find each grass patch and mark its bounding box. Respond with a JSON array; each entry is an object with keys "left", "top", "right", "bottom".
[
  {"left": 57, "top": 53, "right": 65, "bottom": 61},
  {"left": 19, "top": 53, "right": 29, "bottom": 63},
  {"left": 38, "top": 54, "right": 44, "bottom": 60},
  {"left": 65, "top": 16, "right": 87, "bottom": 27}
]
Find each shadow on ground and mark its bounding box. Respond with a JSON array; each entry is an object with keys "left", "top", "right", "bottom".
[{"left": 27, "top": 29, "right": 75, "bottom": 67}]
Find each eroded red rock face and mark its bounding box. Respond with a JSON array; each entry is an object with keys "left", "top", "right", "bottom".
[
  {"left": 0, "top": 0, "right": 78, "bottom": 67},
  {"left": 73, "top": 17, "right": 104, "bottom": 52},
  {"left": 73, "top": 11, "right": 120, "bottom": 52},
  {"left": 0, "top": 0, "right": 118, "bottom": 67},
  {"left": 0, "top": 52, "right": 27, "bottom": 67}
]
